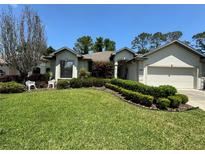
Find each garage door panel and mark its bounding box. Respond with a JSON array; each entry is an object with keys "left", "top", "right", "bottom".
[
  {"left": 148, "top": 67, "right": 170, "bottom": 75},
  {"left": 147, "top": 67, "right": 195, "bottom": 89},
  {"left": 171, "top": 69, "right": 194, "bottom": 76}
]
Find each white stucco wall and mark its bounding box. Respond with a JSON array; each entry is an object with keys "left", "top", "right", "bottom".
[
  {"left": 38, "top": 62, "right": 50, "bottom": 74},
  {"left": 114, "top": 50, "right": 134, "bottom": 62},
  {"left": 55, "top": 50, "right": 78, "bottom": 80},
  {"left": 141, "top": 43, "right": 203, "bottom": 89},
  {"left": 144, "top": 44, "right": 201, "bottom": 68}
]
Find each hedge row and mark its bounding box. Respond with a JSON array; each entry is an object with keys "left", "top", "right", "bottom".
[
  {"left": 110, "top": 79, "right": 177, "bottom": 98},
  {"left": 105, "top": 79, "right": 188, "bottom": 109},
  {"left": 57, "top": 79, "right": 70, "bottom": 89},
  {"left": 57, "top": 78, "right": 110, "bottom": 89},
  {"left": 0, "top": 82, "right": 25, "bottom": 93},
  {"left": 0, "top": 74, "right": 50, "bottom": 83},
  {"left": 105, "top": 83, "right": 154, "bottom": 107},
  {"left": 0, "top": 75, "right": 23, "bottom": 83},
  {"left": 156, "top": 94, "right": 189, "bottom": 109}
]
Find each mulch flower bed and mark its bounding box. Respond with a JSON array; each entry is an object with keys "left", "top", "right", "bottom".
[{"left": 92, "top": 87, "right": 198, "bottom": 112}]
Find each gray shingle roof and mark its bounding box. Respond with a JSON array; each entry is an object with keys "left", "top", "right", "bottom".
[{"left": 82, "top": 51, "right": 114, "bottom": 62}]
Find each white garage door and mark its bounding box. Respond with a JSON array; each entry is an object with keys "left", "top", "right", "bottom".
[{"left": 147, "top": 67, "right": 195, "bottom": 89}]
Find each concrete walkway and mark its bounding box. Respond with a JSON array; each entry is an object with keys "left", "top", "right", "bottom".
[{"left": 178, "top": 89, "right": 205, "bottom": 111}]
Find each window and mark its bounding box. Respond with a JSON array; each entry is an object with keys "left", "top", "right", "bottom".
[
  {"left": 0, "top": 70, "right": 5, "bottom": 76},
  {"left": 60, "top": 60, "right": 73, "bottom": 78}
]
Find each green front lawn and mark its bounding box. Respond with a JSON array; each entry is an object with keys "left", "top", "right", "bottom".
[{"left": 0, "top": 89, "right": 205, "bottom": 149}]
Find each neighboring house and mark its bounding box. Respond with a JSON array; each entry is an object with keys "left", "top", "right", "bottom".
[
  {"left": 0, "top": 58, "right": 19, "bottom": 76},
  {"left": 1, "top": 40, "right": 205, "bottom": 89},
  {"left": 0, "top": 57, "right": 49, "bottom": 77}
]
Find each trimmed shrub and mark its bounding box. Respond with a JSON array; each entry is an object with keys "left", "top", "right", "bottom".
[
  {"left": 105, "top": 83, "right": 121, "bottom": 92},
  {"left": 176, "top": 94, "right": 189, "bottom": 104},
  {"left": 0, "top": 74, "right": 50, "bottom": 83},
  {"left": 70, "top": 78, "right": 83, "bottom": 88},
  {"left": 158, "top": 85, "right": 177, "bottom": 98},
  {"left": 81, "top": 78, "right": 93, "bottom": 87},
  {"left": 57, "top": 78, "right": 109, "bottom": 89},
  {"left": 92, "top": 78, "right": 109, "bottom": 87},
  {"left": 57, "top": 79, "right": 70, "bottom": 89},
  {"left": 92, "top": 61, "right": 114, "bottom": 78},
  {"left": 0, "top": 82, "right": 25, "bottom": 93},
  {"left": 168, "top": 95, "right": 182, "bottom": 108},
  {"left": 105, "top": 83, "right": 154, "bottom": 107},
  {"left": 0, "top": 75, "right": 23, "bottom": 83},
  {"left": 70, "top": 78, "right": 109, "bottom": 88},
  {"left": 156, "top": 98, "right": 171, "bottom": 109},
  {"left": 110, "top": 78, "right": 177, "bottom": 98}
]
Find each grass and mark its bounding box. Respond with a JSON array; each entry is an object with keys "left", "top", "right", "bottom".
[{"left": 0, "top": 88, "right": 205, "bottom": 150}]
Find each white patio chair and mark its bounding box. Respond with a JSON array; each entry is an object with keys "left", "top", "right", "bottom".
[
  {"left": 47, "top": 79, "right": 56, "bottom": 89},
  {"left": 25, "top": 80, "right": 37, "bottom": 91}
]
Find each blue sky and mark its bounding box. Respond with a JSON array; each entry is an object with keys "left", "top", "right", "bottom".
[{"left": 0, "top": 4, "right": 205, "bottom": 50}]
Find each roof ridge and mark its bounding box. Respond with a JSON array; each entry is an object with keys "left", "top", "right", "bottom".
[{"left": 142, "top": 40, "right": 205, "bottom": 57}]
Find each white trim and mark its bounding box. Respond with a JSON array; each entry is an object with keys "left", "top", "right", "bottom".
[
  {"left": 144, "top": 65, "right": 148, "bottom": 84},
  {"left": 148, "top": 64, "right": 194, "bottom": 68},
  {"left": 196, "top": 67, "right": 199, "bottom": 89},
  {"left": 54, "top": 47, "right": 79, "bottom": 56},
  {"left": 116, "top": 47, "right": 136, "bottom": 55},
  {"left": 114, "top": 61, "right": 118, "bottom": 78}
]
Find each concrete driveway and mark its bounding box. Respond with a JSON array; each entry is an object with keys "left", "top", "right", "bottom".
[{"left": 178, "top": 89, "right": 205, "bottom": 111}]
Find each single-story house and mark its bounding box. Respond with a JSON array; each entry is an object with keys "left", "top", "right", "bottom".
[
  {"left": 1, "top": 40, "right": 205, "bottom": 89},
  {"left": 0, "top": 58, "right": 19, "bottom": 76},
  {"left": 0, "top": 57, "right": 50, "bottom": 77}
]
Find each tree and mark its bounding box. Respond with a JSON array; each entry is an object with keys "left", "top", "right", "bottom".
[
  {"left": 151, "top": 32, "right": 166, "bottom": 48},
  {"left": 183, "top": 40, "right": 191, "bottom": 46},
  {"left": 131, "top": 32, "right": 152, "bottom": 54},
  {"left": 73, "top": 36, "right": 93, "bottom": 54},
  {"left": 93, "top": 37, "right": 104, "bottom": 52},
  {"left": 0, "top": 6, "right": 47, "bottom": 80},
  {"left": 165, "top": 31, "right": 183, "bottom": 42},
  {"left": 104, "top": 38, "right": 116, "bottom": 51},
  {"left": 192, "top": 32, "right": 205, "bottom": 53},
  {"left": 44, "top": 46, "right": 55, "bottom": 56}
]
